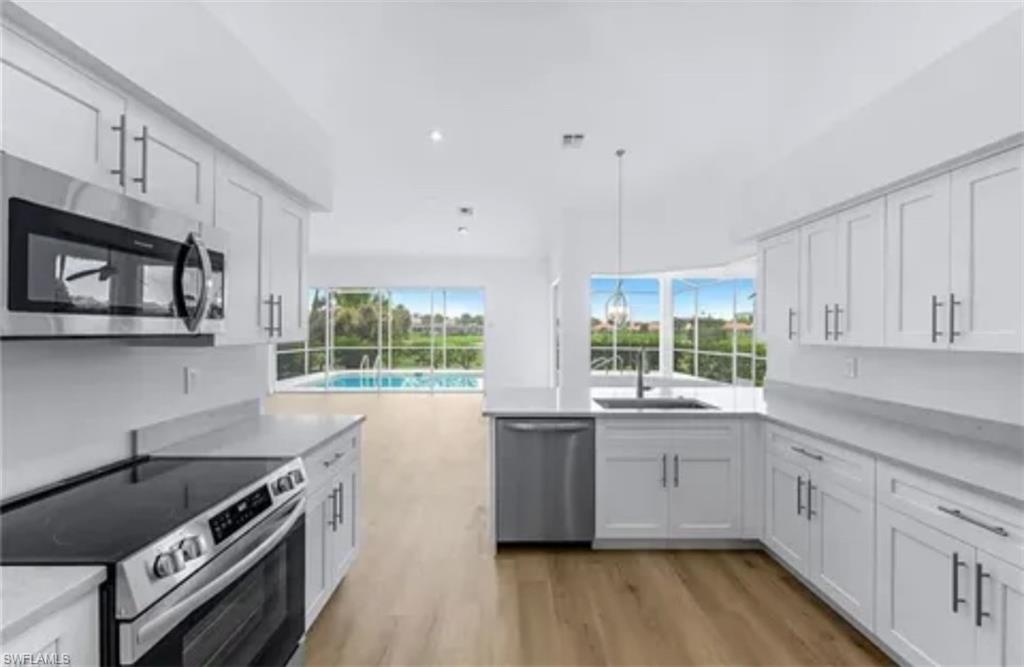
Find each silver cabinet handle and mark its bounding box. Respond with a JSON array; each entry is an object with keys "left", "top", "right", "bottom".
[
  {"left": 328, "top": 489, "right": 338, "bottom": 531},
  {"left": 833, "top": 303, "right": 843, "bottom": 339},
  {"left": 806, "top": 480, "right": 816, "bottom": 520},
  {"left": 824, "top": 304, "right": 832, "bottom": 340},
  {"left": 504, "top": 421, "right": 591, "bottom": 433},
  {"left": 931, "top": 295, "right": 945, "bottom": 343},
  {"left": 275, "top": 294, "right": 284, "bottom": 337},
  {"left": 338, "top": 481, "right": 345, "bottom": 524},
  {"left": 661, "top": 454, "right": 667, "bottom": 488},
  {"left": 673, "top": 454, "right": 679, "bottom": 487},
  {"left": 787, "top": 307, "right": 796, "bottom": 341},
  {"left": 952, "top": 552, "right": 967, "bottom": 613},
  {"left": 796, "top": 475, "right": 804, "bottom": 516},
  {"left": 132, "top": 125, "right": 149, "bottom": 193},
  {"left": 264, "top": 294, "right": 276, "bottom": 337},
  {"left": 791, "top": 445, "right": 824, "bottom": 462},
  {"left": 110, "top": 114, "right": 127, "bottom": 187},
  {"left": 937, "top": 506, "right": 1009, "bottom": 537},
  {"left": 975, "top": 562, "right": 991, "bottom": 627},
  {"left": 948, "top": 293, "right": 961, "bottom": 344}
]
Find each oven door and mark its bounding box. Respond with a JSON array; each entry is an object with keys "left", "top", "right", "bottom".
[{"left": 120, "top": 498, "right": 305, "bottom": 666}]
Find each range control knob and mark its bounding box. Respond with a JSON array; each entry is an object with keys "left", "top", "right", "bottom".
[
  {"left": 153, "top": 548, "right": 187, "bottom": 578},
  {"left": 180, "top": 535, "right": 208, "bottom": 561},
  {"left": 274, "top": 475, "right": 294, "bottom": 494},
  {"left": 288, "top": 469, "right": 304, "bottom": 486}
]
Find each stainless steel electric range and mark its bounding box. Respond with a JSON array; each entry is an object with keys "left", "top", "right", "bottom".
[{"left": 0, "top": 456, "right": 308, "bottom": 666}]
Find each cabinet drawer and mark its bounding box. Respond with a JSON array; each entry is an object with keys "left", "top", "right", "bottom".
[
  {"left": 599, "top": 419, "right": 738, "bottom": 449},
  {"left": 766, "top": 424, "right": 874, "bottom": 499},
  {"left": 303, "top": 427, "right": 361, "bottom": 492},
  {"left": 878, "top": 460, "right": 1024, "bottom": 568}
]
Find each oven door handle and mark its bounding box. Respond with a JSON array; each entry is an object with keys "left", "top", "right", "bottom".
[{"left": 135, "top": 497, "right": 305, "bottom": 650}]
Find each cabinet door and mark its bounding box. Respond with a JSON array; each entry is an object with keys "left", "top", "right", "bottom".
[
  {"left": 885, "top": 174, "right": 952, "bottom": 349},
  {"left": 668, "top": 439, "right": 741, "bottom": 539},
  {"left": 1, "top": 26, "right": 125, "bottom": 189},
  {"left": 976, "top": 553, "right": 1024, "bottom": 667},
  {"left": 799, "top": 216, "right": 840, "bottom": 345},
  {"left": 950, "top": 147, "right": 1023, "bottom": 353},
  {"left": 764, "top": 454, "right": 810, "bottom": 575},
  {"left": 332, "top": 458, "right": 359, "bottom": 582},
  {"left": 214, "top": 160, "right": 271, "bottom": 344},
  {"left": 808, "top": 480, "right": 874, "bottom": 629},
  {"left": 595, "top": 447, "right": 669, "bottom": 539},
  {"left": 304, "top": 482, "right": 336, "bottom": 629},
  {"left": 757, "top": 231, "right": 800, "bottom": 344},
  {"left": 876, "top": 505, "right": 977, "bottom": 666},
  {"left": 125, "top": 103, "right": 215, "bottom": 223},
  {"left": 836, "top": 198, "right": 886, "bottom": 347},
  {"left": 1, "top": 590, "right": 99, "bottom": 666},
  {"left": 266, "top": 198, "right": 308, "bottom": 342}
]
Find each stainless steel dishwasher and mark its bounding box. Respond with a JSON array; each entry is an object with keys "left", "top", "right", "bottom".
[{"left": 495, "top": 418, "right": 595, "bottom": 544}]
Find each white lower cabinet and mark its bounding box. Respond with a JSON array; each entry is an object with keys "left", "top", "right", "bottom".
[
  {"left": 765, "top": 453, "right": 811, "bottom": 573},
  {"left": 977, "top": 554, "right": 1024, "bottom": 667},
  {"left": 2, "top": 587, "right": 100, "bottom": 666},
  {"left": 595, "top": 420, "right": 742, "bottom": 541},
  {"left": 302, "top": 428, "right": 362, "bottom": 629}
]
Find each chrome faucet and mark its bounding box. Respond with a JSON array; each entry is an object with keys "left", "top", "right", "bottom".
[{"left": 636, "top": 349, "right": 646, "bottom": 398}]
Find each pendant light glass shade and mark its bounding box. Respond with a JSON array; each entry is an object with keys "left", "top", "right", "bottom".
[
  {"left": 605, "top": 148, "right": 629, "bottom": 329},
  {"left": 605, "top": 280, "right": 630, "bottom": 329}
]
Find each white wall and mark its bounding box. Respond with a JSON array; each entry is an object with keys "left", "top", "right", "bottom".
[
  {"left": 5, "top": 0, "right": 333, "bottom": 209},
  {"left": 0, "top": 341, "right": 269, "bottom": 499},
  {"left": 735, "top": 11, "right": 1024, "bottom": 240},
  {"left": 307, "top": 255, "right": 551, "bottom": 390}
]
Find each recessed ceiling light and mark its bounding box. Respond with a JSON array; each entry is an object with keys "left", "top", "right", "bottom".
[
  {"left": 429, "top": 129, "right": 444, "bottom": 143},
  {"left": 457, "top": 226, "right": 469, "bottom": 235}
]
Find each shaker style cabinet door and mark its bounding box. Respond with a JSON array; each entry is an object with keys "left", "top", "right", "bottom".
[
  {"left": 764, "top": 453, "right": 811, "bottom": 576},
  {"left": 876, "top": 505, "right": 977, "bottom": 666},
  {"left": 976, "top": 553, "right": 1024, "bottom": 667},
  {"left": 1, "top": 25, "right": 126, "bottom": 190},
  {"left": 949, "top": 147, "right": 1024, "bottom": 353},
  {"left": 835, "top": 197, "right": 886, "bottom": 347},
  {"left": 266, "top": 197, "right": 308, "bottom": 342},
  {"left": 757, "top": 231, "right": 800, "bottom": 345},
  {"left": 884, "top": 173, "right": 952, "bottom": 349},
  {"left": 304, "top": 482, "right": 336, "bottom": 629},
  {"left": 595, "top": 447, "right": 669, "bottom": 539},
  {"left": 667, "top": 440, "right": 742, "bottom": 539},
  {"left": 125, "top": 102, "right": 215, "bottom": 223},
  {"left": 214, "top": 160, "right": 271, "bottom": 344},
  {"left": 799, "top": 216, "right": 840, "bottom": 345}
]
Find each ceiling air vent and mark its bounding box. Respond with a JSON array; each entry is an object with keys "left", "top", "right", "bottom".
[{"left": 561, "top": 133, "right": 585, "bottom": 149}]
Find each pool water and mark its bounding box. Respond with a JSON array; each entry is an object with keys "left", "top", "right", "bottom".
[{"left": 303, "top": 372, "right": 482, "bottom": 391}]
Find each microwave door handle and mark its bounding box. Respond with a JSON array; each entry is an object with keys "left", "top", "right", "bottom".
[
  {"left": 177, "top": 233, "right": 212, "bottom": 332},
  {"left": 134, "top": 498, "right": 305, "bottom": 651}
]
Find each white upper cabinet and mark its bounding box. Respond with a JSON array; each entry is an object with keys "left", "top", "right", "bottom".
[
  {"left": 757, "top": 230, "right": 800, "bottom": 345},
  {"left": 265, "top": 198, "right": 308, "bottom": 342},
  {"left": 214, "top": 159, "right": 271, "bottom": 344},
  {"left": 835, "top": 198, "right": 886, "bottom": 347},
  {"left": 0, "top": 25, "right": 125, "bottom": 189},
  {"left": 949, "top": 147, "right": 1023, "bottom": 353},
  {"left": 799, "top": 216, "right": 839, "bottom": 345},
  {"left": 125, "top": 102, "right": 215, "bottom": 223},
  {"left": 885, "top": 173, "right": 953, "bottom": 349}
]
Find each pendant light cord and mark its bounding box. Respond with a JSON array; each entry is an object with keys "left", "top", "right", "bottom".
[{"left": 616, "top": 148, "right": 625, "bottom": 281}]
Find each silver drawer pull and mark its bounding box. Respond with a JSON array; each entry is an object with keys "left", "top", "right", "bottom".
[
  {"left": 791, "top": 446, "right": 824, "bottom": 462},
  {"left": 938, "top": 506, "right": 1010, "bottom": 537},
  {"left": 504, "top": 422, "right": 591, "bottom": 433}
]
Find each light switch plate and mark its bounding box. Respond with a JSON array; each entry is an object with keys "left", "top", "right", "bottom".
[{"left": 844, "top": 357, "right": 858, "bottom": 379}]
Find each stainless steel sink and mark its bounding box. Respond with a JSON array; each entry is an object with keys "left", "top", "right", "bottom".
[{"left": 594, "top": 397, "right": 719, "bottom": 410}]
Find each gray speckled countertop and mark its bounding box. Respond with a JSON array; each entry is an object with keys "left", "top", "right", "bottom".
[
  {"left": 152, "top": 414, "right": 365, "bottom": 459},
  {"left": 1, "top": 566, "right": 106, "bottom": 641}
]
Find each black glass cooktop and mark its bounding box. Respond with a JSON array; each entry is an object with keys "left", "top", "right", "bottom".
[{"left": 0, "top": 457, "right": 289, "bottom": 565}]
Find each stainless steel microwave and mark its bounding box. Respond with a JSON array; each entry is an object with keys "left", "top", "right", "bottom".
[{"left": 1, "top": 153, "right": 227, "bottom": 339}]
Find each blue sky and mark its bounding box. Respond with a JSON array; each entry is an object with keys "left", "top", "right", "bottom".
[
  {"left": 590, "top": 277, "right": 755, "bottom": 322},
  {"left": 389, "top": 288, "right": 484, "bottom": 317}
]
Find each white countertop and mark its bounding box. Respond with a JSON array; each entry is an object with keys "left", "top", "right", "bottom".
[
  {"left": 482, "top": 385, "right": 766, "bottom": 417},
  {"left": 1, "top": 566, "right": 106, "bottom": 641},
  {"left": 153, "top": 413, "right": 365, "bottom": 459}
]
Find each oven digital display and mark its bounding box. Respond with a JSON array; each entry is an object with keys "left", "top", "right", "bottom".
[{"left": 209, "top": 485, "right": 273, "bottom": 544}]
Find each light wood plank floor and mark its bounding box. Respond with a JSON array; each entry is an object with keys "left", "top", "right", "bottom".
[{"left": 267, "top": 393, "right": 890, "bottom": 667}]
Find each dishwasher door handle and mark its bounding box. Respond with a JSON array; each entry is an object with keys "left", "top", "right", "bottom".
[{"left": 503, "top": 422, "right": 592, "bottom": 433}]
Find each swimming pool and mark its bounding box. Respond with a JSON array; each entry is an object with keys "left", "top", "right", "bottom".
[{"left": 297, "top": 371, "right": 483, "bottom": 391}]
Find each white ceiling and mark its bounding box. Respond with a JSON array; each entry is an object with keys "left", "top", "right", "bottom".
[{"left": 203, "top": 1, "right": 1019, "bottom": 261}]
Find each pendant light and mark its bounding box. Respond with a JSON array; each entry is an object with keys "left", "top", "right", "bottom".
[{"left": 605, "top": 148, "right": 630, "bottom": 329}]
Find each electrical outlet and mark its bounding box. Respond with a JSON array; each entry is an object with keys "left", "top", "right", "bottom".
[
  {"left": 844, "top": 357, "right": 858, "bottom": 379},
  {"left": 184, "top": 367, "right": 200, "bottom": 394}
]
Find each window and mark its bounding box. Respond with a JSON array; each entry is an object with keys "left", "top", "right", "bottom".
[
  {"left": 590, "top": 277, "right": 660, "bottom": 373},
  {"left": 673, "top": 277, "right": 766, "bottom": 386},
  {"left": 275, "top": 287, "right": 484, "bottom": 391}
]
